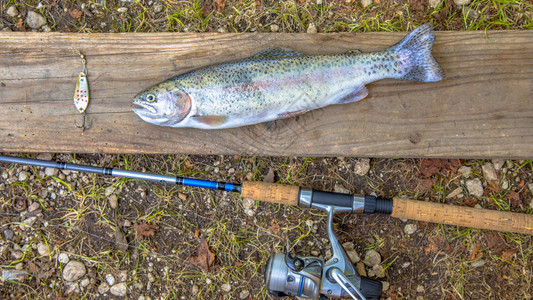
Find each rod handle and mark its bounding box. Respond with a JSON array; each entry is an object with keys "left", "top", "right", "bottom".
[
  {"left": 241, "top": 181, "right": 299, "bottom": 206},
  {"left": 391, "top": 197, "right": 533, "bottom": 235}
]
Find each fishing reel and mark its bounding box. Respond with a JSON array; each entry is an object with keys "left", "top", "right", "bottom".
[{"left": 264, "top": 196, "right": 383, "bottom": 300}]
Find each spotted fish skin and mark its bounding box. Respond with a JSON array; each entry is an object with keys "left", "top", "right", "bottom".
[{"left": 132, "top": 23, "right": 443, "bottom": 129}]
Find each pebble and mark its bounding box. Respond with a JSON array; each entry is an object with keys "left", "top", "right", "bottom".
[
  {"left": 446, "top": 186, "right": 463, "bottom": 199},
  {"left": 529, "top": 199, "right": 533, "bottom": 210},
  {"left": 26, "top": 11, "right": 47, "bottom": 29},
  {"left": 242, "top": 197, "right": 255, "bottom": 217},
  {"left": 368, "top": 264, "right": 385, "bottom": 278},
  {"left": 80, "top": 278, "right": 90, "bottom": 288},
  {"left": 471, "top": 260, "right": 485, "bottom": 268},
  {"left": 363, "top": 250, "right": 381, "bottom": 267},
  {"left": 334, "top": 184, "right": 350, "bottom": 194},
  {"left": 192, "top": 285, "right": 199, "bottom": 295},
  {"left": 59, "top": 253, "right": 70, "bottom": 264},
  {"left": 37, "top": 242, "right": 49, "bottom": 256},
  {"left": 361, "top": 0, "right": 373, "bottom": 8},
  {"left": 402, "top": 262, "right": 411, "bottom": 268},
  {"left": 382, "top": 281, "right": 390, "bottom": 292},
  {"left": 12, "top": 251, "right": 24, "bottom": 260},
  {"left": 106, "top": 274, "right": 116, "bottom": 286},
  {"left": 356, "top": 262, "right": 367, "bottom": 277},
  {"left": 36, "top": 153, "right": 52, "bottom": 160},
  {"left": 15, "top": 262, "right": 24, "bottom": 270},
  {"left": 18, "top": 171, "right": 30, "bottom": 181},
  {"left": 4, "top": 229, "right": 14, "bottom": 240},
  {"left": 117, "top": 270, "right": 128, "bottom": 282},
  {"left": 221, "top": 283, "right": 231, "bottom": 292},
  {"left": 306, "top": 23, "right": 317, "bottom": 33},
  {"left": 416, "top": 285, "right": 425, "bottom": 293},
  {"left": 98, "top": 282, "right": 110, "bottom": 294},
  {"left": 6, "top": 5, "right": 18, "bottom": 18},
  {"left": 354, "top": 158, "right": 371, "bottom": 176},
  {"left": 153, "top": 2, "right": 164, "bottom": 13},
  {"left": 482, "top": 163, "right": 498, "bottom": 181},
  {"left": 454, "top": 0, "right": 471, "bottom": 5},
  {"left": 458, "top": 166, "right": 472, "bottom": 176},
  {"left": 270, "top": 24, "right": 279, "bottom": 32},
  {"left": 117, "top": 7, "right": 128, "bottom": 13},
  {"left": 404, "top": 224, "right": 417, "bottom": 235},
  {"left": 109, "top": 195, "right": 118, "bottom": 209},
  {"left": 492, "top": 160, "right": 505, "bottom": 171},
  {"left": 44, "top": 167, "right": 59, "bottom": 177},
  {"left": 466, "top": 179, "right": 484, "bottom": 197},
  {"left": 110, "top": 282, "right": 128, "bottom": 297},
  {"left": 63, "top": 260, "right": 87, "bottom": 282},
  {"left": 240, "top": 290, "right": 250, "bottom": 299},
  {"left": 65, "top": 282, "right": 80, "bottom": 294},
  {"left": 346, "top": 249, "right": 360, "bottom": 263},
  {"left": 27, "top": 202, "right": 40, "bottom": 212},
  {"left": 2, "top": 269, "right": 27, "bottom": 282},
  {"left": 429, "top": 0, "right": 442, "bottom": 8}
]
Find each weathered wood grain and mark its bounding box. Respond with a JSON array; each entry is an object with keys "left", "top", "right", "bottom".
[{"left": 0, "top": 31, "right": 531, "bottom": 158}]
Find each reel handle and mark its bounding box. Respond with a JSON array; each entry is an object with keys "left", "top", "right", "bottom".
[{"left": 391, "top": 197, "right": 533, "bottom": 235}]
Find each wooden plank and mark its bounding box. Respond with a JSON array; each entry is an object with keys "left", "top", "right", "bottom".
[{"left": 0, "top": 31, "right": 531, "bottom": 158}]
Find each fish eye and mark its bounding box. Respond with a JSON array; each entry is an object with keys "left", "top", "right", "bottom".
[{"left": 146, "top": 94, "right": 156, "bottom": 102}]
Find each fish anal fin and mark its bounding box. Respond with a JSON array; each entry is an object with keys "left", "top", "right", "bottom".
[
  {"left": 190, "top": 115, "right": 227, "bottom": 127},
  {"left": 277, "top": 109, "right": 307, "bottom": 119},
  {"left": 336, "top": 84, "right": 369, "bottom": 104},
  {"left": 345, "top": 49, "right": 362, "bottom": 55}
]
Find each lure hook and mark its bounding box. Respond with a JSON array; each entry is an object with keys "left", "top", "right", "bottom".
[{"left": 75, "top": 111, "right": 93, "bottom": 132}]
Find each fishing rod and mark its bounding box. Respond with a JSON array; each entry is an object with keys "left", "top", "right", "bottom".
[{"left": 1, "top": 154, "right": 533, "bottom": 300}]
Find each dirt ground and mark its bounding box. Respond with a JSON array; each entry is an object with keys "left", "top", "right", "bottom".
[{"left": 0, "top": 1, "right": 532, "bottom": 299}]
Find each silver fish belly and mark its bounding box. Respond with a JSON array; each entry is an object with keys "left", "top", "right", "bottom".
[{"left": 132, "top": 23, "right": 443, "bottom": 129}]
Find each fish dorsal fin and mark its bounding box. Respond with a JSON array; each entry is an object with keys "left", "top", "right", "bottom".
[
  {"left": 345, "top": 49, "right": 362, "bottom": 55},
  {"left": 252, "top": 48, "right": 303, "bottom": 58}
]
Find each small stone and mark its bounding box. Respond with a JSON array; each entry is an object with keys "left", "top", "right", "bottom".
[
  {"left": 346, "top": 249, "right": 360, "bottom": 263},
  {"left": 2, "top": 269, "right": 27, "bottom": 282},
  {"left": 15, "top": 262, "right": 24, "bottom": 270},
  {"left": 482, "top": 163, "right": 498, "bottom": 181},
  {"left": 123, "top": 220, "right": 132, "bottom": 227},
  {"left": 106, "top": 274, "right": 116, "bottom": 285},
  {"left": 361, "top": 0, "right": 373, "bottom": 8},
  {"left": 356, "top": 262, "right": 367, "bottom": 277},
  {"left": 45, "top": 167, "right": 59, "bottom": 177},
  {"left": 109, "top": 195, "right": 118, "bottom": 209},
  {"left": 242, "top": 197, "right": 255, "bottom": 217},
  {"left": 458, "top": 166, "right": 472, "bottom": 176},
  {"left": 354, "top": 158, "right": 371, "bottom": 176},
  {"left": 429, "top": 0, "right": 442, "bottom": 8},
  {"left": 416, "top": 285, "right": 425, "bottom": 293},
  {"left": 466, "top": 179, "right": 484, "bottom": 197},
  {"left": 240, "top": 290, "right": 250, "bottom": 299},
  {"left": 0, "top": 183, "right": 5, "bottom": 191},
  {"left": 98, "top": 282, "right": 110, "bottom": 294},
  {"left": 270, "top": 24, "right": 279, "bottom": 32},
  {"left": 66, "top": 282, "right": 80, "bottom": 294},
  {"left": 471, "top": 260, "right": 485, "bottom": 268},
  {"left": 26, "top": 11, "right": 47, "bottom": 29},
  {"left": 311, "top": 250, "right": 319, "bottom": 256},
  {"left": 316, "top": 0, "right": 323, "bottom": 4},
  {"left": 37, "top": 242, "right": 49, "bottom": 256},
  {"left": 446, "top": 186, "right": 463, "bottom": 199},
  {"left": 110, "top": 282, "right": 128, "bottom": 297},
  {"left": 334, "top": 184, "right": 350, "bottom": 194},
  {"left": 382, "top": 281, "right": 390, "bottom": 292},
  {"left": 465, "top": 7, "right": 480, "bottom": 19},
  {"left": 454, "top": 0, "right": 471, "bottom": 5},
  {"left": 363, "top": 250, "right": 381, "bottom": 267},
  {"left": 6, "top": 6, "right": 18, "bottom": 18},
  {"left": 21, "top": 217, "right": 37, "bottom": 230},
  {"left": 117, "top": 7, "right": 128, "bottom": 13},
  {"left": 4, "top": 229, "right": 14, "bottom": 240},
  {"left": 529, "top": 199, "right": 533, "bottom": 210},
  {"left": 306, "top": 23, "right": 317, "bottom": 33},
  {"left": 368, "top": 264, "right": 385, "bottom": 278},
  {"left": 492, "top": 160, "right": 505, "bottom": 171},
  {"left": 148, "top": 273, "right": 155, "bottom": 282},
  {"left": 59, "top": 253, "right": 70, "bottom": 264},
  {"left": 12, "top": 251, "right": 24, "bottom": 260},
  {"left": 153, "top": 2, "right": 164, "bottom": 13},
  {"left": 404, "top": 224, "right": 417, "bottom": 235},
  {"left": 80, "top": 278, "right": 90, "bottom": 288},
  {"left": 192, "top": 285, "right": 199, "bottom": 295},
  {"left": 18, "top": 171, "right": 30, "bottom": 181},
  {"left": 501, "top": 180, "right": 509, "bottom": 190},
  {"left": 342, "top": 242, "right": 355, "bottom": 250},
  {"left": 117, "top": 270, "right": 128, "bottom": 282},
  {"left": 63, "top": 260, "right": 87, "bottom": 282},
  {"left": 402, "top": 262, "right": 411, "bottom": 268},
  {"left": 36, "top": 153, "right": 52, "bottom": 160},
  {"left": 221, "top": 283, "right": 231, "bottom": 292},
  {"left": 28, "top": 202, "right": 40, "bottom": 212}
]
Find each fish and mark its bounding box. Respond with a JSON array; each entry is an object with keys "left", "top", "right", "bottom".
[{"left": 132, "top": 23, "right": 443, "bottom": 129}]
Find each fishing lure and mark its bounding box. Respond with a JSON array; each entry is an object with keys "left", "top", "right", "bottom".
[{"left": 73, "top": 50, "right": 91, "bottom": 131}]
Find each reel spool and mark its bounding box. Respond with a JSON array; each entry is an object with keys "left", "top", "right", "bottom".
[{"left": 264, "top": 203, "right": 383, "bottom": 300}]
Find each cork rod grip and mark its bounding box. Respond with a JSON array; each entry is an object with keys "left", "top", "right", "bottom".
[
  {"left": 391, "top": 198, "right": 533, "bottom": 235},
  {"left": 241, "top": 181, "right": 299, "bottom": 206}
]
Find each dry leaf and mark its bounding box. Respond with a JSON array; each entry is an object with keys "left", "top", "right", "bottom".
[
  {"left": 215, "top": 0, "right": 227, "bottom": 11},
  {"left": 194, "top": 229, "right": 201, "bottom": 238},
  {"left": 115, "top": 227, "right": 129, "bottom": 252},
  {"left": 134, "top": 224, "right": 160, "bottom": 238},
  {"left": 68, "top": 9, "right": 83, "bottom": 19},
  {"left": 468, "top": 243, "right": 482, "bottom": 261},
  {"left": 188, "top": 238, "right": 215, "bottom": 273},
  {"left": 501, "top": 249, "right": 517, "bottom": 261},
  {"left": 507, "top": 191, "right": 521, "bottom": 208},
  {"left": 419, "top": 159, "right": 446, "bottom": 178}
]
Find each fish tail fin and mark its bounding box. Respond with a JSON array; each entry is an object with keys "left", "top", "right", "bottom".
[{"left": 388, "top": 23, "right": 444, "bottom": 82}]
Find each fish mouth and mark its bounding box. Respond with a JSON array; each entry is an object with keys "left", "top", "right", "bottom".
[{"left": 132, "top": 101, "right": 157, "bottom": 116}]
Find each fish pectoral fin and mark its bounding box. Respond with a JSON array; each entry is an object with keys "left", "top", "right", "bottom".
[
  {"left": 335, "top": 84, "right": 369, "bottom": 104},
  {"left": 190, "top": 115, "right": 228, "bottom": 127},
  {"left": 277, "top": 109, "right": 307, "bottom": 119},
  {"left": 252, "top": 48, "right": 303, "bottom": 58}
]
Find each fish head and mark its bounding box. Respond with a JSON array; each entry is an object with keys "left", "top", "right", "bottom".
[{"left": 132, "top": 85, "right": 192, "bottom": 126}]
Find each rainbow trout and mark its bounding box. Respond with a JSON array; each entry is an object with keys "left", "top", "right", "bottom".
[{"left": 132, "top": 23, "right": 443, "bottom": 129}]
